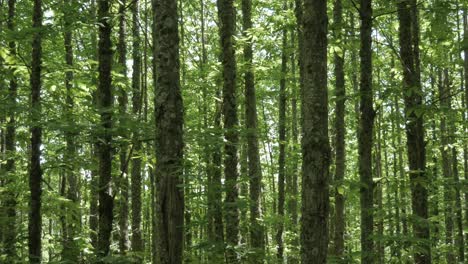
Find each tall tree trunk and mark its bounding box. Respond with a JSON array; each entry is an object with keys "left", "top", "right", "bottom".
[
  {"left": 300, "top": 0, "right": 330, "bottom": 262},
  {"left": 463, "top": 5, "right": 468, "bottom": 254},
  {"left": 96, "top": 0, "right": 114, "bottom": 257},
  {"left": 332, "top": 0, "right": 346, "bottom": 259},
  {"left": 153, "top": 0, "right": 184, "bottom": 262},
  {"left": 276, "top": 4, "right": 288, "bottom": 260},
  {"left": 131, "top": 0, "right": 143, "bottom": 256},
  {"left": 3, "top": 0, "right": 18, "bottom": 261},
  {"left": 439, "top": 69, "right": 455, "bottom": 264},
  {"left": 62, "top": 0, "right": 80, "bottom": 261},
  {"left": 241, "top": 0, "right": 265, "bottom": 260},
  {"left": 397, "top": 1, "right": 431, "bottom": 262},
  {"left": 358, "top": 0, "right": 375, "bottom": 263},
  {"left": 88, "top": 0, "right": 99, "bottom": 250},
  {"left": 29, "top": 0, "right": 43, "bottom": 262},
  {"left": 117, "top": 0, "right": 130, "bottom": 254},
  {"left": 216, "top": 0, "right": 239, "bottom": 262},
  {"left": 452, "top": 148, "right": 464, "bottom": 262}
]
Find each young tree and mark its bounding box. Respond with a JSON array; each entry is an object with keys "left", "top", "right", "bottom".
[
  {"left": 29, "top": 0, "right": 43, "bottom": 262},
  {"left": 300, "top": 0, "right": 330, "bottom": 263},
  {"left": 217, "top": 0, "right": 240, "bottom": 262},
  {"left": 153, "top": 0, "right": 185, "bottom": 262}
]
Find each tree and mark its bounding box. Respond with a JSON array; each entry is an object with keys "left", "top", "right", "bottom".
[
  {"left": 131, "top": 0, "right": 144, "bottom": 255},
  {"left": 29, "top": 0, "right": 43, "bottom": 262},
  {"left": 332, "top": 0, "right": 346, "bottom": 259},
  {"left": 358, "top": 0, "right": 375, "bottom": 263},
  {"left": 397, "top": 1, "right": 431, "bottom": 262},
  {"left": 217, "top": 0, "right": 240, "bottom": 262},
  {"left": 153, "top": 0, "right": 185, "bottom": 262},
  {"left": 242, "top": 0, "right": 265, "bottom": 260},
  {"left": 96, "top": 0, "right": 114, "bottom": 257},
  {"left": 300, "top": 0, "right": 330, "bottom": 263}
]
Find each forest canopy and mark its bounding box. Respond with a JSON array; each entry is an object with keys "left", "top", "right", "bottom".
[{"left": 0, "top": 0, "right": 467, "bottom": 263}]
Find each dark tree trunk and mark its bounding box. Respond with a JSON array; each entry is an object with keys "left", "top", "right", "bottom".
[
  {"left": 3, "top": 0, "right": 18, "bottom": 260},
  {"left": 216, "top": 0, "right": 239, "bottom": 262},
  {"left": 96, "top": 0, "right": 114, "bottom": 257},
  {"left": 300, "top": 0, "right": 330, "bottom": 262},
  {"left": 332, "top": 0, "right": 346, "bottom": 259},
  {"left": 153, "top": 0, "right": 184, "bottom": 262},
  {"left": 358, "top": 0, "right": 375, "bottom": 263},
  {"left": 397, "top": 1, "right": 431, "bottom": 262},
  {"left": 276, "top": 3, "right": 287, "bottom": 261},
  {"left": 29, "top": 0, "right": 43, "bottom": 262},
  {"left": 463, "top": 6, "right": 468, "bottom": 254},
  {"left": 452, "top": 148, "right": 464, "bottom": 262},
  {"left": 131, "top": 0, "right": 143, "bottom": 256},
  {"left": 241, "top": 0, "right": 265, "bottom": 260}
]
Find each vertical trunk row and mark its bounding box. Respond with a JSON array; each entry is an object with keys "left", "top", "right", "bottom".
[
  {"left": 463, "top": 6, "right": 468, "bottom": 253},
  {"left": 96, "top": 0, "right": 114, "bottom": 257},
  {"left": 62, "top": 0, "right": 79, "bottom": 261},
  {"left": 300, "top": 0, "right": 330, "bottom": 262},
  {"left": 217, "top": 0, "right": 239, "bottom": 262},
  {"left": 332, "top": 0, "right": 346, "bottom": 259},
  {"left": 153, "top": 0, "right": 184, "bottom": 262},
  {"left": 3, "top": 0, "right": 18, "bottom": 261},
  {"left": 276, "top": 3, "right": 288, "bottom": 260},
  {"left": 29, "top": 0, "right": 43, "bottom": 262},
  {"left": 131, "top": 0, "right": 144, "bottom": 255},
  {"left": 397, "top": 1, "right": 431, "bottom": 262},
  {"left": 358, "top": 0, "right": 374, "bottom": 263}
]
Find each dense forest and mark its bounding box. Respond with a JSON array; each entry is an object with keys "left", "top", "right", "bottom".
[{"left": 0, "top": 0, "right": 467, "bottom": 263}]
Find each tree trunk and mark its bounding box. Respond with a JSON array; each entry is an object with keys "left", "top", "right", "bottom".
[
  {"left": 332, "top": 0, "right": 345, "bottom": 259},
  {"left": 216, "top": 0, "right": 239, "bottom": 262},
  {"left": 300, "top": 0, "right": 330, "bottom": 262},
  {"left": 131, "top": 0, "right": 143, "bottom": 256},
  {"left": 276, "top": 4, "right": 287, "bottom": 260},
  {"left": 3, "top": 0, "right": 18, "bottom": 260},
  {"left": 439, "top": 69, "right": 455, "bottom": 264},
  {"left": 153, "top": 0, "right": 184, "bottom": 262},
  {"left": 96, "top": 0, "right": 114, "bottom": 257},
  {"left": 62, "top": 0, "right": 80, "bottom": 261},
  {"left": 358, "top": 0, "right": 375, "bottom": 263},
  {"left": 116, "top": 0, "right": 130, "bottom": 254},
  {"left": 452, "top": 148, "right": 464, "bottom": 262},
  {"left": 29, "top": 0, "right": 43, "bottom": 262},
  {"left": 463, "top": 5, "right": 468, "bottom": 257},
  {"left": 397, "top": 1, "right": 431, "bottom": 262},
  {"left": 241, "top": 0, "right": 265, "bottom": 260}
]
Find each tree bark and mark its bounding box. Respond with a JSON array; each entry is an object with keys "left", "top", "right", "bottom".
[
  {"left": 216, "top": 0, "right": 239, "bottom": 262},
  {"left": 153, "top": 0, "right": 185, "bottom": 262},
  {"left": 358, "top": 0, "right": 375, "bottom": 263},
  {"left": 3, "top": 0, "right": 18, "bottom": 261},
  {"left": 332, "top": 0, "right": 346, "bottom": 259},
  {"left": 117, "top": 0, "right": 130, "bottom": 254},
  {"left": 131, "top": 0, "right": 144, "bottom": 256},
  {"left": 96, "top": 0, "right": 114, "bottom": 257},
  {"left": 29, "top": 0, "right": 43, "bottom": 262},
  {"left": 62, "top": 0, "right": 80, "bottom": 261},
  {"left": 300, "top": 0, "right": 330, "bottom": 262},
  {"left": 241, "top": 0, "right": 265, "bottom": 260},
  {"left": 276, "top": 3, "right": 288, "bottom": 261},
  {"left": 397, "top": 1, "right": 431, "bottom": 262}
]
